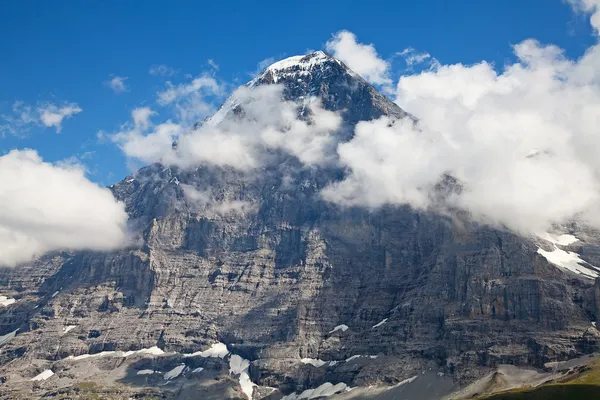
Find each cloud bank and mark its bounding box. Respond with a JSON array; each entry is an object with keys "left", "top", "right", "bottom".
[
  {"left": 324, "top": 11, "right": 600, "bottom": 234},
  {"left": 111, "top": 84, "right": 342, "bottom": 170},
  {"left": 110, "top": 5, "right": 600, "bottom": 237},
  {"left": 0, "top": 150, "right": 129, "bottom": 267}
]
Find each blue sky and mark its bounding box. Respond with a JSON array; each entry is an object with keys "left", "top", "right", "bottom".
[{"left": 0, "top": 0, "right": 596, "bottom": 185}]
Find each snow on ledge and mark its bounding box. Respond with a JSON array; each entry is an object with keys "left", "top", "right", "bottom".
[
  {"left": 229, "top": 354, "right": 257, "bottom": 400},
  {"left": 66, "top": 346, "right": 165, "bottom": 361},
  {"left": 301, "top": 358, "right": 327, "bottom": 368},
  {"left": 329, "top": 324, "right": 348, "bottom": 334},
  {"left": 137, "top": 369, "right": 159, "bottom": 375},
  {"left": 31, "top": 370, "right": 54, "bottom": 381},
  {"left": 537, "top": 246, "right": 598, "bottom": 279},
  {"left": 183, "top": 342, "right": 229, "bottom": 358},
  {"left": 537, "top": 232, "right": 579, "bottom": 246},
  {"left": 372, "top": 318, "right": 388, "bottom": 329},
  {"left": 0, "top": 295, "right": 16, "bottom": 307},
  {"left": 164, "top": 364, "right": 186, "bottom": 380},
  {"left": 62, "top": 325, "right": 76, "bottom": 334},
  {"left": 281, "top": 382, "right": 348, "bottom": 399}
]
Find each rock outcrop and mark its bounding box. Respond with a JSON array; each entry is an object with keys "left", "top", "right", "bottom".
[{"left": 0, "top": 51, "right": 599, "bottom": 399}]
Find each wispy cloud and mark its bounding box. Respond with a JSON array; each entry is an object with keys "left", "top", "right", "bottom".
[
  {"left": 156, "top": 74, "right": 225, "bottom": 124},
  {"left": 38, "top": 103, "right": 82, "bottom": 132},
  {"left": 397, "top": 47, "right": 440, "bottom": 70},
  {"left": 1, "top": 100, "right": 82, "bottom": 135},
  {"left": 149, "top": 64, "right": 178, "bottom": 77},
  {"left": 105, "top": 76, "right": 129, "bottom": 93}
]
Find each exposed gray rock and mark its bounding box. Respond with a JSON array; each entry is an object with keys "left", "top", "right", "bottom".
[{"left": 0, "top": 51, "right": 599, "bottom": 399}]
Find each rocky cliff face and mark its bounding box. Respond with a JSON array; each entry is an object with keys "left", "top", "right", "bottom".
[{"left": 0, "top": 51, "right": 599, "bottom": 399}]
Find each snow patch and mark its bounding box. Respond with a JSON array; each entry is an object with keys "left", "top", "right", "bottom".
[
  {"left": 282, "top": 382, "right": 348, "bottom": 399},
  {"left": 345, "top": 354, "right": 378, "bottom": 362},
  {"left": 593, "top": 321, "right": 597, "bottom": 328},
  {"left": 31, "top": 370, "right": 54, "bottom": 381},
  {"left": 229, "top": 354, "right": 256, "bottom": 400},
  {"left": 192, "top": 367, "right": 204, "bottom": 373},
  {"left": 392, "top": 375, "right": 418, "bottom": 388},
  {"left": 537, "top": 246, "right": 599, "bottom": 278},
  {"left": 51, "top": 291, "right": 59, "bottom": 298},
  {"left": 164, "top": 364, "right": 186, "bottom": 380},
  {"left": 63, "top": 325, "right": 76, "bottom": 334},
  {"left": 301, "top": 358, "right": 327, "bottom": 368},
  {"left": 0, "top": 295, "right": 15, "bottom": 306},
  {"left": 329, "top": 324, "right": 348, "bottom": 334},
  {"left": 66, "top": 346, "right": 164, "bottom": 361},
  {"left": 137, "top": 369, "right": 158, "bottom": 375},
  {"left": 538, "top": 232, "right": 579, "bottom": 246},
  {"left": 372, "top": 318, "right": 388, "bottom": 328},
  {"left": 261, "top": 51, "right": 335, "bottom": 84},
  {"left": 183, "top": 342, "right": 229, "bottom": 358}
]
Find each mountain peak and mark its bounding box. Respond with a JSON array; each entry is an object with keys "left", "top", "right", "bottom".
[
  {"left": 251, "top": 50, "right": 347, "bottom": 85},
  {"left": 265, "top": 51, "right": 336, "bottom": 75}
]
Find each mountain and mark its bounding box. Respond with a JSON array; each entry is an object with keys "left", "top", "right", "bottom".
[{"left": 1, "top": 51, "right": 600, "bottom": 399}]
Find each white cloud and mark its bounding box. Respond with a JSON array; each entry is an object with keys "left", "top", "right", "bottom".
[
  {"left": 156, "top": 74, "right": 224, "bottom": 125},
  {"left": 149, "top": 64, "right": 178, "bottom": 77},
  {"left": 111, "top": 85, "right": 341, "bottom": 171},
  {"left": 397, "top": 47, "right": 439, "bottom": 70},
  {"left": 2, "top": 101, "right": 82, "bottom": 135},
  {"left": 106, "top": 76, "right": 129, "bottom": 93},
  {"left": 323, "top": 28, "right": 600, "bottom": 234},
  {"left": 0, "top": 149, "right": 128, "bottom": 267},
  {"left": 157, "top": 75, "right": 222, "bottom": 105},
  {"left": 38, "top": 103, "right": 83, "bottom": 133},
  {"left": 325, "top": 30, "right": 392, "bottom": 87},
  {"left": 110, "top": 107, "right": 181, "bottom": 165},
  {"left": 568, "top": 0, "right": 600, "bottom": 33}
]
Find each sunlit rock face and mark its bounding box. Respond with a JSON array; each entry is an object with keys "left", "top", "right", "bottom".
[{"left": 0, "top": 52, "right": 599, "bottom": 399}]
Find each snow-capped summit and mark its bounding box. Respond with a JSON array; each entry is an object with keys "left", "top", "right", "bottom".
[
  {"left": 202, "top": 50, "right": 412, "bottom": 129},
  {"left": 261, "top": 51, "right": 343, "bottom": 83}
]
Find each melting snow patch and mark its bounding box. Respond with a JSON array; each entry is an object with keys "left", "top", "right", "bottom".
[
  {"left": 164, "top": 364, "right": 186, "bottom": 380},
  {"left": 537, "top": 247, "right": 599, "bottom": 278},
  {"left": 392, "top": 375, "right": 418, "bottom": 388},
  {"left": 137, "top": 369, "right": 157, "bottom": 375},
  {"left": 63, "top": 325, "right": 76, "bottom": 334},
  {"left": 329, "top": 324, "right": 348, "bottom": 334},
  {"left": 372, "top": 318, "right": 388, "bottom": 329},
  {"left": 301, "top": 358, "right": 327, "bottom": 368},
  {"left": 183, "top": 342, "right": 229, "bottom": 358},
  {"left": 282, "top": 382, "right": 348, "bottom": 399},
  {"left": 538, "top": 232, "right": 579, "bottom": 246},
  {"left": 66, "top": 346, "right": 164, "bottom": 361},
  {"left": 229, "top": 354, "right": 256, "bottom": 400},
  {"left": 0, "top": 296, "right": 15, "bottom": 307},
  {"left": 31, "top": 370, "right": 54, "bottom": 381}
]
